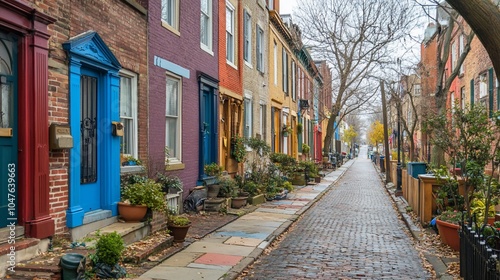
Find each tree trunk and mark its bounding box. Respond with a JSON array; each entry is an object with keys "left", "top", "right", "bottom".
[{"left": 446, "top": 0, "right": 500, "bottom": 78}]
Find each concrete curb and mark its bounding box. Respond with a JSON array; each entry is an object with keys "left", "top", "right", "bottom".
[{"left": 222, "top": 160, "right": 355, "bottom": 280}]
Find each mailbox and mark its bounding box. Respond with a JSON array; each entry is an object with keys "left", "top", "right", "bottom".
[
  {"left": 49, "top": 123, "right": 73, "bottom": 150},
  {"left": 112, "top": 121, "right": 124, "bottom": 137}
]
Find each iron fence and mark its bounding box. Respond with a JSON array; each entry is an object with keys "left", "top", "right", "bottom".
[{"left": 460, "top": 223, "right": 500, "bottom": 280}]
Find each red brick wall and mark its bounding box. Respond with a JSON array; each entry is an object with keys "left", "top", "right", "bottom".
[
  {"left": 219, "top": 0, "right": 243, "bottom": 96},
  {"left": 32, "top": 0, "right": 148, "bottom": 234}
]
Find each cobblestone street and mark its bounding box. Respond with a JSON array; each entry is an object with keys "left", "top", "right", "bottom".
[{"left": 242, "top": 146, "right": 430, "bottom": 279}]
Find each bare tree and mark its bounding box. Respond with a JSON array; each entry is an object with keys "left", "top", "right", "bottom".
[{"left": 294, "top": 0, "right": 418, "bottom": 155}]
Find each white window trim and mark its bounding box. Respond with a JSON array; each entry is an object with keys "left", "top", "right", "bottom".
[
  {"left": 166, "top": 73, "right": 183, "bottom": 164},
  {"left": 200, "top": 0, "right": 213, "bottom": 55},
  {"left": 479, "top": 73, "right": 488, "bottom": 98},
  {"left": 256, "top": 24, "right": 264, "bottom": 73},
  {"left": 119, "top": 69, "right": 138, "bottom": 161},
  {"left": 243, "top": 9, "right": 252, "bottom": 67},
  {"left": 226, "top": 1, "right": 236, "bottom": 65},
  {"left": 244, "top": 92, "right": 253, "bottom": 140},
  {"left": 161, "top": 0, "right": 180, "bottom": 35}
]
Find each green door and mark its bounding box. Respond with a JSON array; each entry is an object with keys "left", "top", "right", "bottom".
[{"left": 0, "top": 32, "right": 18, "bottom": 227}]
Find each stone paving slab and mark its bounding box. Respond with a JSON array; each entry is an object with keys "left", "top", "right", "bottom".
[
  {"left": 224, "top": 236, "right": 263, "bottom": 247},
  {"left": 182, "top": 241, "right": 256, "bottom": 256},
  {"left": 158, "top": 252, "right": 204, "bottom": 267},
  {"left": 194, "top": 253, "right": 243, "bottom": 266},
  {"left": 214, "top": 231, "right": 269, "bottom": 240},
  {"left": 141, "top": 266, "right": 227, "bottom": 280}
]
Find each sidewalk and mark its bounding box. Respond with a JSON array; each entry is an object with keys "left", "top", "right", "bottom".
[{"left": 138, "top": 160, "right": 354, "bottom": 280}]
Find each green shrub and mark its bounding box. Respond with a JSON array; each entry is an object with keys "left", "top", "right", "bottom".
[
  {"left": 95, "top": 232, "right": 124, "bottom": 266},
  {"left": 121, "top": 179, "right": 167, "bottom": 212},
  {"left": 169, "top": 215, "right": 190, "bottom": 226}
]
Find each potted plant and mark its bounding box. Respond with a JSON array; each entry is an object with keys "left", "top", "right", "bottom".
[
  {"left": 167, "top": 215, "right": 191, "bottom": 242},
  {"left": 122, "top": 155, "right": 142, "bottom": 166},
  {"left": 156, "top": 173, "right": 183, "bottom": 194},
  {"left": 296, "top": 123, "right": 303, "bottom": 134},
  {"left": 282, "top": 124, "right": 292, "bottom": 137},
  {"left": 435, "top": 210, "right": 462, "bottom": 251},
  {"left": 230, "top": 135, "right": 246, "bottom": 163},
  {"left": 204, "top": 163, "right": 223, "bottom": 197},
  {"left": 119, "top": 177, "right": 167, "bottom": 222}
]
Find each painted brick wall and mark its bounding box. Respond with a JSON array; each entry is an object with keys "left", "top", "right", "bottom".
[
  {"left": 33, "top": 0, "right": 148, "bottom": 234},
  {"left": 148, "top": 0, "right": 219, "bottom": 194}
]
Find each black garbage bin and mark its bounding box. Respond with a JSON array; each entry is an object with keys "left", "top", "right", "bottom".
[
  {"left": 379, "top": 156, "right": 385, "bottom": 172},
  {"left": 60, "top": 253, "right": 85, "bottom": 280}
]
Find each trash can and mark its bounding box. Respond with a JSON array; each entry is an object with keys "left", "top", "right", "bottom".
[
  {"left": 379, "top": 156, "right": 385, "bottom": 172},
  {"left": 407, "top": 162, "right": 427, "bottom": 178},
  {"left": 60, "top": 253, "right": 85, "bottom": 280}
]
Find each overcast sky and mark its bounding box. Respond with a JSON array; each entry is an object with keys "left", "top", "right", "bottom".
[{"left": 280, "top": 0, "right": 298, "bottom": 15}]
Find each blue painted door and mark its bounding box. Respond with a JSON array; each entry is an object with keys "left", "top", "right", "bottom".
[
  {"left": 0, "top": 32, "right": 18, "bottom": 227},
  {"left": 200, "top": 85, "right": 217, "bottom": 172},
  {"left": 80, "top": 70, "right": 100, "bottom": 212}
]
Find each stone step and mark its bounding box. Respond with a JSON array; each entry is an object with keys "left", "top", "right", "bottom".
[
  {"left": 84, "top": 221, "right": 150, "bottom": 246},
  {"left": 1, "top": 238, "right": 50, "bottom": 279}
]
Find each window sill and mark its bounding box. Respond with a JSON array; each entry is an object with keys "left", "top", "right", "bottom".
[
  {"left": 201, "top": 44, "right": 214, "bottom": 56},
  {"left": 227, "top": 60, "right": 238, "bottom": 70},
  {"left": 244, "top": 61, "right": 253, "bottom": 69},
  {"left": 166, "top": 162, "right": 185, "bottom": 171},
  {"left": 161, "top": 21, "right": 180, "bottom": 37},
  {"left": 120, "top": 165, "right": 145, "bottom": 174}
]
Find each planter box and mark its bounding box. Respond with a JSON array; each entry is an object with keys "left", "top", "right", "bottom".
[
  {"left": 291, "top": 173, "right": 306, "bottom": 186},
  {"left": 247, "top": 194, "right": 265, "bottom": 205}
]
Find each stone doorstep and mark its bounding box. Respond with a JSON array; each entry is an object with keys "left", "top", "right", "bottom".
[
  {"left": 0, "top": 238, "right": 39, "bottom": 255},
  {"left": 123, "top": 235, "right": 174, "bottom": 264}
]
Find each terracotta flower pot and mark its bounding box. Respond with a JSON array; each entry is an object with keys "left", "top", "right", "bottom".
[
  {"left": 207, "top": 184, "right": 221, "bottom": 198},
  {"left": 436, "top": 219, "right": 460, "bottom": 251},
  {"left": 168, "top": 223, "right": 191, "bottom": 242},
  {"left": 231, "top": 197, "right": 248, "bottom": 209},
  {"left": 118, "top": 202, "right": 147, "bottom": 222}
]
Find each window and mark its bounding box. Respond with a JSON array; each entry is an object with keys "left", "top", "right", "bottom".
[
  {"left": 459, "top": 35, "right": 465, "bottom": 74},
  {"left": 256, "top": 25, "right": 264, "bottom": 72},
  {"left": 119, "top": 71, "right": 138, "bottom": 159},
  {"left": 273, "top": 41, "right": 277, "bottom": 85},
  {"left": 201, "top": 0, "right": 212, "bottom": 52},
  {"left": 480, "top": 73, "right": 488, "bottom": 98},
  {"left": 414, "top": 84, "right": 421, "bottom": 96},
  {"left": 292, "top": 61, "right": 296, "bottom": 100},
  {"left": 161, "top": 0, "right": 179, "bottom": 32},
  {"left": 243, "top": 10, "right": 251, "bottom": 64},
  {"left": 226, "top": 2, "right": 235, "bottom": 64},
  {"left": 282, "top": 48, "right": 288, "bottom": 93},
  {"left": 244, "top": 96, "right": 252, "bottom": 138},
  {"left": 461, "top": 86, "right": 465, "bottom": 109},
  {"left": 451, "top": 41, "right": 457, "bottom": 71},
  {"left": 166, "top": 74, "right": 182, "bottom": 162},
  {"left": 268, "top": 0, "right": 274, "bottom": 10}
]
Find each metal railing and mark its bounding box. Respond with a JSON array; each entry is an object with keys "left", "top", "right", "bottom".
[{"left": 461, "top": 222, "right": 500, "bottom": 280}]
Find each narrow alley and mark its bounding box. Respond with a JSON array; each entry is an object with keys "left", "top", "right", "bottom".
[{"left": 242, "top": 146, "right": 429, "bottom": 279}]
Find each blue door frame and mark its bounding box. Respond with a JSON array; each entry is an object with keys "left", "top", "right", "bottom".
[
  {"left": 63, "top": 32, "right": 122, "bottom": 228},
  {"left": 199, "top": 75, "right": 219, "bottom": 178}
]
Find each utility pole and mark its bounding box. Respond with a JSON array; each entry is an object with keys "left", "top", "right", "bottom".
[{"left": 380, "top": 81, "right": 391, "bottom": 184}]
